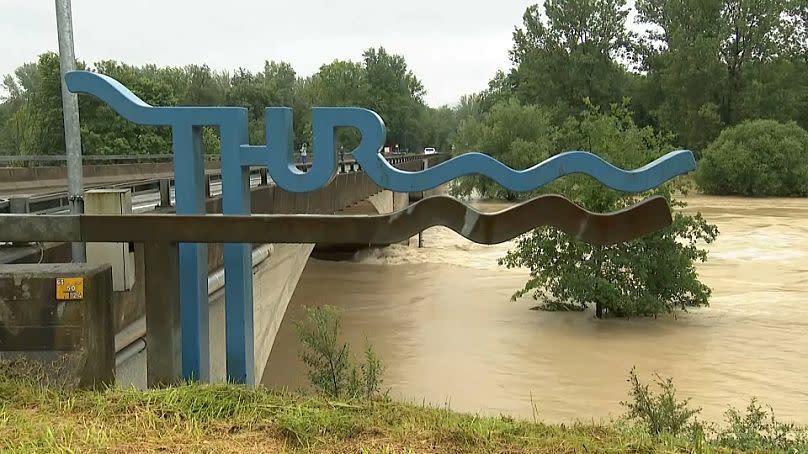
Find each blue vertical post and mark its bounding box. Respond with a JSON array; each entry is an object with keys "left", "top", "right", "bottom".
[
  {"left": 173, "top": 124, "right": 210, "bottom": 382},
  {"left": 221, "top": 114, "right": 255, "bottom": 384}
]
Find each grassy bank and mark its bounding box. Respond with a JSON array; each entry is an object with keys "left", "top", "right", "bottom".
[{"left": 0, "top": 376, "right": 794, "bottom": 454}]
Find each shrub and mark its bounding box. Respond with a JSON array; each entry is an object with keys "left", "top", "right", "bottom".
[
  {"left": 696, "top": 119, "right": 808, "bottom": 196},
  {"left": 623, "top": 368, "right": 808, "bottom": 452},
  {"left": 293, "top": 305, "right": 385, "bottom": 400},
  {"left": 717, "top": 398, "right": 808, "bottom": 452},
  {"left": 621, "top": 367, "right": 705, "bottom": 438}
]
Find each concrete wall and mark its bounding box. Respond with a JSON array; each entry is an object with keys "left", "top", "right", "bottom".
[
  {"left": 0, "top": 263, "right": 115, "bottom": 388},
  {"left": 115, "top": 243, "right": 314, "bottom": 388},
  {"left": 367, "top": 191, "right": 394, "bottom": 214}
]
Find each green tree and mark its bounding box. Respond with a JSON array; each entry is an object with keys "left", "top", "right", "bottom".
[
  {"left": 634, "top": 0, "right": 726, "bottom": 151},
  {"left": 696, "top": 119, "right": 808, "bottom": 196},
  {"left": 455, "top": 93, "right": 485, "bottom": 124},
  {"left": 362, "top": 47, "right": 427, "bottom": 152},
  {"left": 306, "top": 60, "right": 371, "bottom": 152},
  {"left": 510, "top": 0, "right": 632, "bottom": 118},
  {"left": 226, "top": 61, "right": 306, "bottom": 147},
  {"left": 451, "top": 99, "right": 557, "bottom": 200},
  {"left": 635, "top": 0, "right": 804, "bottom": 149},
  {"left": 179, "top": 64, "right": 229, "bottom": 107},
  {"left": 2, "top": 53, "right": 71, "bottom": 155},
  {"left": 499, "top": 102, "right": 718, "bottom": 318},
  {"left": 421, "top": 105, "right": 458, "bottom": 153},
  {"left": 79, "top": 60, "right": 177, "bottom": 154}
]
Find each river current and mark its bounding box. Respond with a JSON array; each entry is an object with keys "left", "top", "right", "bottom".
[{"left": 263, "top": 195, "right": 808, "bottom": 425}]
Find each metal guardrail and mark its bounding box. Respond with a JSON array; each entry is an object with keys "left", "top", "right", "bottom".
[
  {"left": 0, "top": 151, "right": 412, "bottom": 166},
  {"left": 0, "top": 154, "right": 191, "bottom": 165},
  {"left": 0, "top": 153, "right": 439, "bottom": 214}
]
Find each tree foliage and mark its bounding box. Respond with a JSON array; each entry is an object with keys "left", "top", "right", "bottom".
[
  {"left": 492, "top": 0, "right": 808, "bottom": 156},
  {"left": 696, "top": 119, "right": 808, "bottom": 196},
  {"left": 633, "top": 0, "right": 808, "bottom": 150},
  {"left": 451, "top": 99, "right": 556, "bottom": 200},
  {"left": 362, "top": 47, "right": 426, "bottom": 151},
  {"left": 0, "top": 48, "right": 443, "bottom": 157},
  {"left": 510, "top": 0, "right": 633, "bottom": 119}
]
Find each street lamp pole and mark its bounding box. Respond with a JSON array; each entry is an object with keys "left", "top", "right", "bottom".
[{"left": 55, "top": 0, "right": 85, "bottom": 262}]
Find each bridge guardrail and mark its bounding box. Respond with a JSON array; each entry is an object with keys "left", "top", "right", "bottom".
[
  {"left": 1, "top": 154, "right": 181, "bottom": 165},
  {"left": 0, "top": 151, "right": 428, "bottom": 166},
  {"left": 0, "top": 153, "right": 444, "bottom": 214}
]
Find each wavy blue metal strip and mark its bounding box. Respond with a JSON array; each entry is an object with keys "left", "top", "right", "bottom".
[
  {"left": 65, "top": 71, "right": 239, "bottom": 125},
  {"left": 354, "top": 148, "right": 697, "bottom": 194}
]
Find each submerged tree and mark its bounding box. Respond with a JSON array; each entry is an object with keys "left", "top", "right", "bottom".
[{"left": 499, "top": 101, "right": 718, "bottom": 318}]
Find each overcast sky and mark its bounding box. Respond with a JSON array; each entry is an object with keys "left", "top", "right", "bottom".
[{"left": 1, "top": 0, "right": 542, "bottom": 107}]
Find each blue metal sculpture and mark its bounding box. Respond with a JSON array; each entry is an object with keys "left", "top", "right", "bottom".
[
  {"left": 65, "top": 70, "right": 696, "bottom": 386},
  {"left": 355, "top": 148, "right": 696, "bottom": 193}
]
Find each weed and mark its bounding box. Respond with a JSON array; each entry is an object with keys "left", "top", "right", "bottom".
[
  {"left": 621, "top": 367, "right": 705, "bottom": 437},
  {"left": 716, "top": 398, "right": 808, "bottom": 452},
  {"left": 293, "top": 305, "right": 385, "bottom": 400}
]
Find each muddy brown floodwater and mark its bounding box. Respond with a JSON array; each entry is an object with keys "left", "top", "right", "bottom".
[{"left": 262, "top": 195, "right": 808, "bottom": 425}]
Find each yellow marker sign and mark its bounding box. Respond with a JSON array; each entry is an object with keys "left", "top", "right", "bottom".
[{"left": 56, "top": 277, "right": 84, "bottom": 301}]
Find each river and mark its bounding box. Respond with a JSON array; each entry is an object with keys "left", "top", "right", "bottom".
[{"left": 262, "top": 195, "right": 808, "bottom": 425}]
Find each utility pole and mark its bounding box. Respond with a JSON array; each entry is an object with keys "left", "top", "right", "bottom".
[{"left": 55, "top": 0, "right": 85, "bottom": 262}]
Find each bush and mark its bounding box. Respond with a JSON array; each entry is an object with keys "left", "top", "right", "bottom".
[
  {"left": 623, "top": 368, "right": 808, "bottom": 452},
  {"left": 293, "top": 305, "right": 385, "bottom": 400},
  {"left": 621, "top": 367, "right": 705, "bottom": 438},
  {"left": 717, "top": 398, "right": 808, "bottom": 452},
  {"left": 696, "top": 119, "right": 808, "bottom": 196},
  {"left": 499, "top": 101, "right": 718, "bottom": 318}
]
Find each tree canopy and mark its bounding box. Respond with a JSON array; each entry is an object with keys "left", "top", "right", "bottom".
[{"left": 0, "top": 47, "right": 442, "bottom": 157}]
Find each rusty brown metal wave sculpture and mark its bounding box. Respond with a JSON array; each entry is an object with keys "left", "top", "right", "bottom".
[{"left": 1, "top": 195, "right": 673, "bottom": 247}]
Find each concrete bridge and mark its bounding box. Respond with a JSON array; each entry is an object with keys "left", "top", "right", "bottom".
[{"left": 0, "top": 153, "right": 449, "bottom": 388}]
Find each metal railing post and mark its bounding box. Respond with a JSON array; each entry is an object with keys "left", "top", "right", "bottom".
[
  {"left": 159, "top": 179, "right": 171, "bottom": 207},
  {"left": 204, "top": 174, "right": 212, "bottom": 199},
  {"left": 9, "top": 196, "right": 30, "bottom": 214}
]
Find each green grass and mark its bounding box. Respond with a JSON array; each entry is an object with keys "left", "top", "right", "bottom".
[{"left": 0, "top": 376, "right": 781, "bottom": 454}]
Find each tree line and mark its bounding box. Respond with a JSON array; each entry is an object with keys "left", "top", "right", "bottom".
[
  {"left": 0, "top": 47, "right": 452, "bottom": 157},
  {"left": 2, "top": 0, "right": 806, "bottom": 193},
  {"left": 455, "top": 0, "right": 808, "bottom": 197},
  {"left": 501, "top": 0, "right": 808, "bottom": 152}
]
